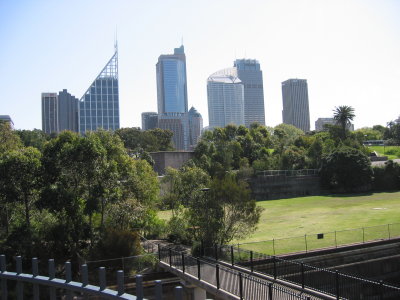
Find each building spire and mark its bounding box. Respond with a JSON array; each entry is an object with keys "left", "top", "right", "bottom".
[{"left": 114, "top": 26, "right": 118, "bottom": 53}]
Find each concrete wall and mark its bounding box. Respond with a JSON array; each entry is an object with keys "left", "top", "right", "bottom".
[
  {"left": 150, "top": 151, "right": 195, "bottom": 175},
  {"left": 249, "top": 174, "right": 323, "bottom": 200}
]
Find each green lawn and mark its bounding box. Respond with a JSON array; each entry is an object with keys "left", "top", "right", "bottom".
[
  {"left": 368, "top": 145, "right": 400, "bottom": 160},
  {"left": 235, "top": 192, "right": 400, "bottom": 254},
  {"left": 158, "top": 192, "right": 400, "bottom": 255}
]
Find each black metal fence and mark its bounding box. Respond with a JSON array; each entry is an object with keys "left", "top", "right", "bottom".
[
  {"left": 157, "top": 244, "right": 317, "bottom": 300},
  {"left": 203, "top": 245, "right": 400, "bottom": 300}
]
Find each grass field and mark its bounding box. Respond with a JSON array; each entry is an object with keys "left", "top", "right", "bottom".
[
  {"left": 158, "top": 192, "right": 400, "bottom": 254},
  {"left": 235, "top": 191, "right": 400, "bottom": 254},
  {"left": 368, "top": 145, "right": 400, "bottom": 160}
]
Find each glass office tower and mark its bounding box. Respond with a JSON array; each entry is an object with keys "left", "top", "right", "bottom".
[
  {"left": 207, "top": 68, "right": 245, "bottom": 129},
  {"left": 156, "top": 45, "right": 188, "bottom": 114},
  {"left": 234, "top": 59, "right": 265, "bottom": 127},
  {"left": 79, "top": 49, "right": 119, "bottom": 134}
]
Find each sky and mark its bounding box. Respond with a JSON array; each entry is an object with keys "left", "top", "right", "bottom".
[{"left": 0, "top": 0, "right": 399, "bottom": 131}]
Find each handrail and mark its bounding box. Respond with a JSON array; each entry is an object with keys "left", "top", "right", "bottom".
[{"left": 0, "top": 254, "right": 182, "bottom": 300}]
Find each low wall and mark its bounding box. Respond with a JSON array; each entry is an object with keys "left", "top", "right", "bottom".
[
  {"left": 150, "top": 151, "right": 195, "bottom": 175},
  {"left": 249, "top": 175, "right": 323, "bottom": 200}
]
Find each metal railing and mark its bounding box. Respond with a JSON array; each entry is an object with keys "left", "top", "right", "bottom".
[
  {"left": 156, "top": 243, "right": 317, "bottom": 300},
  {"left": 0, "top": 254, "right": 188, "bottom": 300},
  {"left": 256, "top": 169, "right": 319, "bottom": 177},
  {"left": 203, "top": 245, "right": 400, "bottom": 300},
  {"left": 237, "top": 223, "right": 400, "bottom": 256}
]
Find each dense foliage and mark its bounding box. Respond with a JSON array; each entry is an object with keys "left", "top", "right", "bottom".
[
  {"left": 320, "top": 146, "right": 373, "bottom": 192},
  {"left": 0, "top": 126, "right": 162, "bottom": 262}
]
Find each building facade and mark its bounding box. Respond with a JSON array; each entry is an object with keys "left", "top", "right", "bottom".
[
  {"left": 207, "top": 68, "right": 245, "bottom": 129},
  {"left": 79, "top": 49, "right": 119, "bottom": 134},
  {"left": 41, "top": 93, "right": 59, "bottom": 134},
  {"left": 281, "top": 79, "right": 310, "bottom": 132},
  {"left": 234, "top": 59, "right": 265, "bottom": 127},
  {"left": 58, "top": 89, "right": 79, "bottom": 132},
  {"left": 156, "top": 45, "right": 188, "bottom": 114},
  {"left": 158, "top": 112, "right": 189, "bottom": 150},
  {"left": 315, "top": 118, "right": 335, "bottom": 131},
  {"left": 188, "top": 107, "right": 203, "bottom": 149},
  {"left": 141, "top": 112, "right": 159, "bottom": 130}
]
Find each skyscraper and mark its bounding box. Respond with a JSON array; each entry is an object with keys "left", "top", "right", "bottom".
[
  {"left": 58, "top": 89, "right": 79, "bottom": 132},
  {"left": 234, "top": 59, "right": 265, "bottom": 127},
  {"left": 156, "top": 45, "right": 188, "bottom": 114},
  {"left": 156, "top": 45, "right": 190, "bottom": 150},
  {"left": 141, "top": 112, "right": 158, "bottom": 130},
  {"left": 158, "top": 112, "right": 189, "bottom": 150},
  {"left": 207, "top": 68, "right": 245, "bottom": 129},
  {"left": 281, "top": 79, "right": 310, "bottom": 132},
  {"left": 188, "top": 107, "right": 203, "bottom": 149},
  {"left": 79, "top": 48, "right": 119, "bottom": 134},
  {"left": 41, "top": 93, "right": 58, "bottom": 134},
  {"left": 42, "top": 90, "right": 80, "bottom": 134}
]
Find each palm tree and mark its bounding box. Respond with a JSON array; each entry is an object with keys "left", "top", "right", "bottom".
[{"left": 333, "top": 106, "right": 355, "bottom": 139}]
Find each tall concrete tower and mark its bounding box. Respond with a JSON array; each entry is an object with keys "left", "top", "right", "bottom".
[{"left": 281, "top": 79, "right": 310, "bottom": 132}]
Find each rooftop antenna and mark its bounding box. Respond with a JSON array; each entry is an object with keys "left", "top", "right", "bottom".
[
  {"left": 181, "top": 36, "right": 184, "bottom": 46},
  {"left": 114, "top": 26, "right": 118, "bottom": 53}
]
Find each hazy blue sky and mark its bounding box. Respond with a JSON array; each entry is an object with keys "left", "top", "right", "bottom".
[{"left": 1, "top": 0, "right": 399, "bottom": 130}]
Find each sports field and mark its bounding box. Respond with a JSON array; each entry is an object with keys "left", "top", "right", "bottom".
[{"left": 235, "top": 191, "right": 400, "bottom": 254}]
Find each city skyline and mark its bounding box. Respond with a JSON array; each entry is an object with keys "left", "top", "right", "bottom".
[{"left": 1, "top": 0, "right": 400, "bottom": 131}]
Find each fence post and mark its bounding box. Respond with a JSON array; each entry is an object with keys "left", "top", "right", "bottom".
[
  {"left": 32, "top": 257, "right": 39, "bottom": 300},
  {"left": 388, "top": 224, "right": 391, "bottom": 240},
  {"left": 169, "top": 249, "right": 172, "bottom": 267},
  {"left": 136, "top": 274, "right": 143, "bottom": 300},
  {"left": 273, "top": 256, "right": 277, "bottom": 279},
  {"left": 65, "top": 261, "right": 73, "bottom": 300},
  {"left": 0, "top": 255, "right": 7, "bottom": 300},
  {"left": 272, "top": 238, "right": 276, "bottom": 255},
  {"left": 16, "top": 256, "right": 23, "bottom": 300},
  {"left": 301, "top": 262, "right": 305, "bottom": 289},
  {"left": 335, "top": 270, "right": 340, "bottom": 300},
  {"left": 250, "top": 251, "right": 254, "bottom": 272},
  {"left": 305, "top": 235, "right": 308, "bottom": 253},
  {"left": 239, "top": 272, "right": 243, "bottom": 300},
  {"left": 155, "top": 280, "right": 162, "bottom": 300},
  {"left": 268, "top": 282, "right": 273, "bottom": 300},
  {"left": 216, "top": 264, "right": 220, "bottom": 289},
  {"left": 197, "top": 258, "right": 201, "bottom": 280},
  {"left": 117, "top": 270, "right": 124, "bottom": 296},
  {"left": 181, "top": 252, "right": 185, "bottom": 273},
  {"left": 362, "top": 227, "right": 365, "bottom": 243},
  {"left": 158, "top": 244, "right": 161, "bottom": 260},
  {"left": 98, "top": 267, "right": 106, "bottom": 291},
  {"left": 49, "top": 259, "right": 56, "bottom": 300},
  {"left": 380, "top": 280, "right": 384, "bottom": 300},
  {"left": 174, "top": 286, "right": 183, "bottom": 300},
  {"left": 335, "top": 231, "right": 337, "bottom": 248},
  {"left": 231, "top": 246, "right": 234, "bottom": 266}
]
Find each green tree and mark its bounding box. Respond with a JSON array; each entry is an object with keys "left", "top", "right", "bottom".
[
  {"left": 0, "top": 122, "right": 22, "bottom": 153},
  {"left": 189, "top": 174, "right": 263, "bottom": 246},
  {"left": 0, "top": 147, "right": 42, "bottom": 253},
  {"left": 15, "top": 129, "right": 49, "bottom": 150},
  {"left": 320, "top": 146, "right": 373, "bottom": 192},
  {"left": 333, "top": 105, "right": 355, "bottom": 139}
]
